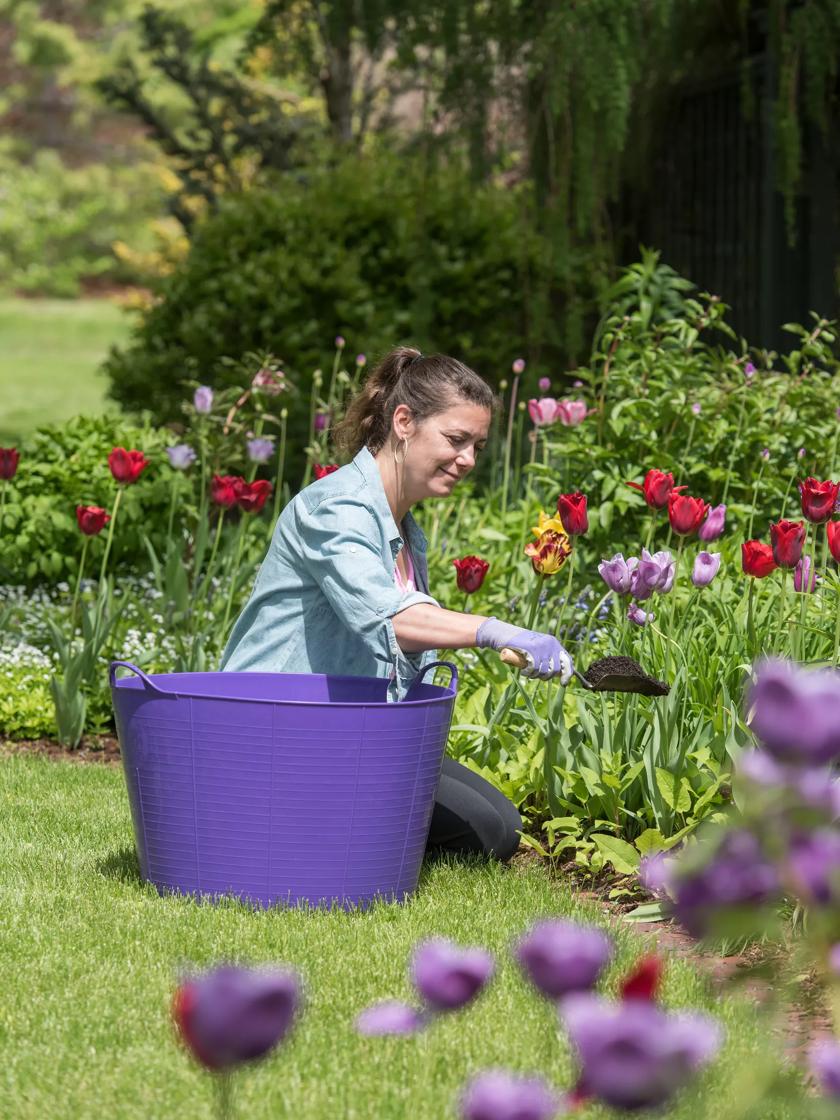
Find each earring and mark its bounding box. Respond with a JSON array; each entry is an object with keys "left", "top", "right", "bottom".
[{"left": 394, "top": 437, "right": 409, "bottom": 465}]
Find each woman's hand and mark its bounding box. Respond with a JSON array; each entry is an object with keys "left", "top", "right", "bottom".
[{"left": 475, "top": 617, "right": 574, "bottom": 683}]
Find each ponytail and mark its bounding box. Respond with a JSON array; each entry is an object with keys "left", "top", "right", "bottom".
[{"left": 332, "top": 346, "right": 497, "bottom": 457}]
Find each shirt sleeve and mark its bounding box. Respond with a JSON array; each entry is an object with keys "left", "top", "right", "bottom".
[{"left": 291, "top": 493, "right": 438, "bottom": 694}]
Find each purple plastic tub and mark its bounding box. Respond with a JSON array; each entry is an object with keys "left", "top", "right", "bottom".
[{"left": 109, "top": 660, "right": 457, "bottom": 910}]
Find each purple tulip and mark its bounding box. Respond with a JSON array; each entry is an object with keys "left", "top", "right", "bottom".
[
  {"left": 690, "top": 402, "right": 702, "bottom": 416},
  {"left": 355, "top": 1000, "right": 426, "bottom": 1036},
  {"left": 512, "top": 358, "right": 526, "bottom": 374},
  {"left": 460, "top": 1070, "right": 562, "bottom": 1120},
  {"left": 172, "top": 965, "right": 300, "bottom": 1071},
  {"left": 793, "top": 555, "right": 817, "bottom": 593},
  {"left": 691, "top": 551, "right": 721, "bottom": 588},
  {"left": 661, "top": 829, "right": 779, "bottom": 938},
  {"left": 193, "top": 386, "right": 214, "bottom": 414},
  {"left": 538, "top": 377, "right": 551, "bottom": 392},
  {"left": 166, "top": 443, "right": 197, "bottom": 470},
  {"left": 631, "top": 549, "right": 675, "bottom": 599},
  {"left": 411, "top": 938, "right": 495, "bottom": 1012},
  {"left": 627, "top": 603, "right": 655, "bottom": 626},
  {"left": 561, "top": 994, "right": 722, "bottom": 1112},
  {"left": 515, "top": 919, "right": 612, "bottom": 1001},
  {"left": 745, "top": 361, "right": 756, "bottom": 379},
  {"left": 809, "top": 1040, "right": 840, "bottom": 1097},
  {"left": 761, "top": 448, "right": 770, "bottom": 461},
  {"left": 738, "top": 750, "right": 840, "bottom": 817},
  {"left": 597, "top": 553, "right": 638, "bottom": 596},
  {"left": 572, "top": 379, "right": 583, "bottom": 388},
  {"left": 246, "top": 437, "right": 275, "bottom": 463},
  {"left": 747, "top": 658, "right": 840, "bottom": 767},
  {"left": 798, "top": 447, "right": 807, "bottom": 459},
  {"left": 785, "top": 829, "right": 840, "bottom": 906},
  {"left": 698, "top": 503, "right": 726, "bottom": 541},
  {"left": 314, "top": 411, "right": 331, "bottom": 432}
]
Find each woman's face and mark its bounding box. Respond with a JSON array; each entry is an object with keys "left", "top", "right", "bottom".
[{"left": 398, "top": 399, "right": 492, "bottom": 501}]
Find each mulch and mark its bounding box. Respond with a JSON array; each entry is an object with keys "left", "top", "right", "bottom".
[{"left": 1, "top": 736, "right": 832, "bottom": 1060}]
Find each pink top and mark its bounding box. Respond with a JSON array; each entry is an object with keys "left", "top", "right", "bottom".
[{"left": 394, "top": 544, "right": 416, "bottom": 593}]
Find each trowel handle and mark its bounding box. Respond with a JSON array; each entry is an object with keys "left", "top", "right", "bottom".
[
  {"left": 499, "top": 648, "right": 595, "bottom": 690},
  {"left": 499, "top": 647, "right": 528, "bottom": 669}
]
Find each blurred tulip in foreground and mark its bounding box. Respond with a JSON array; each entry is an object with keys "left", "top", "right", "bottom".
[
  {"left": 515, "top": 919, "right": 612, "bottom": 1001},
  {"left": 460, "top": 1070, "right": 562, "bottom": 1120}
]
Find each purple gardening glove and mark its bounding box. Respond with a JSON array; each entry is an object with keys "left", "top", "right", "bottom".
[{"left": 475, "top": 617, "right": 574, "bottom": 683}]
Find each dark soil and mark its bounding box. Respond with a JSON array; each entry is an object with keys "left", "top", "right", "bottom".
[
  {"left": 1, "top": 735, "right": 121, "bottom": 764},
  {"left": 583, "top": 655, "right": 670, "bottom": 696}
]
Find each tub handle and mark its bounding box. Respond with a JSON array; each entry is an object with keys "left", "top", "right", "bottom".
[
  {"left": 109, "top": 661, "right": 169, "bottom": 694},
  {"left": 404, "top": 659, "right": 458, "bottom": 700}
]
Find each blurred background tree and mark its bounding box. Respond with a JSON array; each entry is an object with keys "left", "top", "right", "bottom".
[{"left": 1, "top": 0, "right": 838, "bottom": 421}]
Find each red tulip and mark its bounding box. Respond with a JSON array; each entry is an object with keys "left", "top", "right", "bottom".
[
  {"left": 0, "top": 447, "right": 19, "bottom": 480},
  {"left": 452, "top": 555, "right": 490, "bottom": 594},
  {"left": 556, "top": 492, "right": 588, "bottom": 535},
  {"left": 619, "top": 955, "right": 663, "bottom": 1003},
  {"left": 234, "top": 478, "right": 273, "bottom": 513},
  {"left": 75, "top": 505, "right": 111, "bottom": 536},
  {"left": 799, "top": 477, "right": 840, "bottom": 524},
  {"left": 627, "top": 469, "right": 684, "bottom": 510},
  {"left": 741, "top": 541, "right": 777, "bottom": 578},
  {"left": 210, "top": 474, "right": 240, "bottom": 508},
  {"left": 770, "top": 519, "right": 806, "bottom": 569},
  {"left": 313, "top": 463, "right": 340, "bottom": 479},
  {"left": 667, "top": 493, "right": 708, "bottom": 536},
  {"left": 828, "top": 521, "right": 840, "bottom": 564},
  {"left": 108, "top": 447, "right": 149, "bottom": 485}
]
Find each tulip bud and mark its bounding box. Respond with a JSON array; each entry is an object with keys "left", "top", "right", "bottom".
[
  {"left": 770, "top": 519, "right": 806, "bottom": 569},
  {"left": 512, "top": 358, "right": 525, "bottom": 374},
  {"left": 452, "top": 555, "right": 490, "bottom": 594},
  {"left": 537, "top": 376, "right": 551, "bottom": 392},
  {"left": 193, "top": 386, "right": 213, "bottom": 414},
  {"left": 799, "top": 477, "right": 840, "bottom": 524},
  {"left": 691, "top": 551, "right": 721, "bottom": 588},
  {"left": 698, "top": 504, "right": 726, "bottom": 542},
  {"left": 828, "top": 522, "right": 840, "bottom": 564},
  {"left": 742, "top": 540, "right": 777, "bottom": 578},
  {"left": 556, "top": 492, "right": 588, "bottom": 535},
  {"left": 411, "top": 938, "right": 495, "bottom": 1012},
  {"left": 0, "top": 447, "right": 19, "bottom": 480},
  {"left": 172, "top": 964, "right": 299, "bottom": 1071},
  {"left": 334, "top": 334, "right": 346, "bottom": 348}
]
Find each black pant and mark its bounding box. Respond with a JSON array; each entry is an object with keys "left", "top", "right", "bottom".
[{"left": 426, "top": 755, "right": 522, "bottom": 863}]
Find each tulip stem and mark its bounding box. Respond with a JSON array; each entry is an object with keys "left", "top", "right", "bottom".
[
  {"left": 746, "top": 459, "right": 767, "bottom": 543},
  {"left": 197, "top": 507, "right": 226, "bottom": 606},
  {"left": 833, "top": 583, "right": 840, "bottom": 666},
  {"left": 97, "top": 487, "right": 123, "bottom": 594},
  {"left": 500, "top": 373, "right": 520, "bottom": 518},
  {"left": 214, "top": 1072, "right": 235, "bottom": 1120},
  {"left": 721, "top": 386, "right": 747, "bottom": 507},
  {"left": 220, "top": 518, "right": 249, "bottom": 641},
  {"left": 271, "top": 412, "right": 288, "bottom": 525},
  {"left": 70, "top": 536, "right": 89, "bottom": 629},
  {"left": 165, "top": 472, "right": 179, "bottom": 553},
  {"left": 747, "top": 578, "right": 756, "bottom": 659}
]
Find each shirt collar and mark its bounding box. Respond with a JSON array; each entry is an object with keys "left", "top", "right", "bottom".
[{"left": 352, "top": 444, "right": 427, "bottom": 554}]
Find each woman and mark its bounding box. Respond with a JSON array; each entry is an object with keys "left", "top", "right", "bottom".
[{"left": 221, "top": 346, "right": 574, "bottom": 862}]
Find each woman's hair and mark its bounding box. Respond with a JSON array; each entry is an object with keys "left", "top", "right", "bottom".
[{"left": 332, "top": 346, "right": 499, "bottom": 457}]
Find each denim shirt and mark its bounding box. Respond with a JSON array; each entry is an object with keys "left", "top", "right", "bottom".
[{"left": 219, "top": 445, "right": 439, "bottom": 700}]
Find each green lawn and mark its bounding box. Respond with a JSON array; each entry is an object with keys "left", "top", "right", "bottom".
[
  {"left": 0, "top": 753, "right": 802, "bottom": 1119},
  {"left": 0, "top": 299, "right": 130, "bottom": 444}
]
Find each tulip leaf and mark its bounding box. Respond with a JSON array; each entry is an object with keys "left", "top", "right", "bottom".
[
  {"left": 655, "top": 768, "right": 691, "bottom": 812},
  {"left": 623, "top": 901, "right": 671, "bottom": 923},
  {"left": 591, "top": 834, "right": 640, "bottom": 875},
  {"left": 476, "top": 527, "right": 509, "bottom": 542}
]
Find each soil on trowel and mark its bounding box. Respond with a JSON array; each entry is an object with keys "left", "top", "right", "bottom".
[{"left": 583, "top": 655, "right": 670, "bottom": 696}]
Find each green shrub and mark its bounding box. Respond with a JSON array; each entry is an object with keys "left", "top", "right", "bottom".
[
  {"left": 0, "top": 149, "right": 166, "bottom": 297},
  {"left": 0, "top": 652, "right": 54, "bottom": 740},
  {"left": 0, "top": 415, "right": 176, "bottom": 585},
  {"left": 102, "top": 152, "right": 560, "bottom": 434}
]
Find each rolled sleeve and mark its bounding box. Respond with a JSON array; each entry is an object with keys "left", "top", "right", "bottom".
[{"left": 292, "top": 495, "right": 438, "bottom": 693}]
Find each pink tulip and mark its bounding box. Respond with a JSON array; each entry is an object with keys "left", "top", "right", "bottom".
[
  {"left": 556, "top": 399, "right": 588, "bottom": 426},
  {"left": 527, "top": 398, "right": 560, "bottom": 427}
]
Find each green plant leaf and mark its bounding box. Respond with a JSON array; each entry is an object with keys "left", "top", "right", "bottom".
[{"left": 591, "top": 833, "right": 640, "bottom": 875}]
